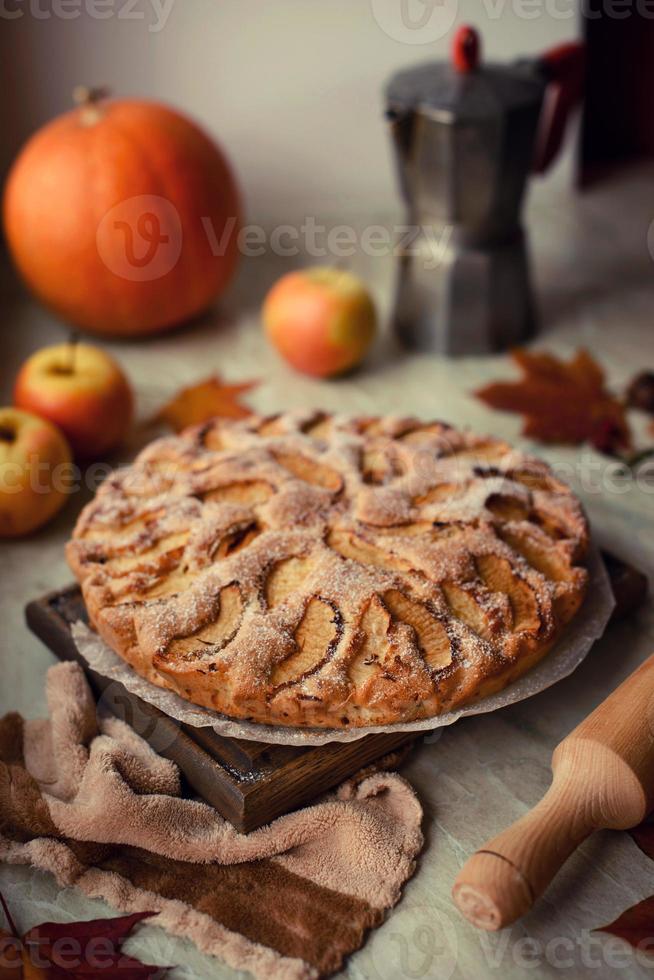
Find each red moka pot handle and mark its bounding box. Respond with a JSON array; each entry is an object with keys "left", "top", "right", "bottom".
[
  {"left": 452, "top": 25, "right": 481, "bottom": 73},
  {"left": 533, "top": 41, "right": 586, "bottom": 174}
]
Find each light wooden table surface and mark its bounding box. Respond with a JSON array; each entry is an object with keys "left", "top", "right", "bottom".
[{"left": 1, "top": 165, "right": 653, "bottom": 979}]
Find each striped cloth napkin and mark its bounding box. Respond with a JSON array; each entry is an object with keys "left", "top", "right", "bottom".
[{"left": 0, "top": 662, "right": 423, "bottom": 979}]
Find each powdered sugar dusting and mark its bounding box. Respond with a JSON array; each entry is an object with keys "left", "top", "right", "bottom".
[{"left": 67, "top": 412, "right": 590, "bottom": 729}]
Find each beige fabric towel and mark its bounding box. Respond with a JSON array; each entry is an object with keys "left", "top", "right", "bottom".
[{"left": 0, "top": 662, "right": 424, "bottom": 979}]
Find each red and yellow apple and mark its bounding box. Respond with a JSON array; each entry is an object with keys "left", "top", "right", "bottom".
[
  {"left": 14, "top": 342, "right": 134, "bottom": 459},
  {"left": 263, "top": 267, "right": 377, "bottom": 378},
  {"left": 0, "top": 407, "right": 73, "bottom": 537}
]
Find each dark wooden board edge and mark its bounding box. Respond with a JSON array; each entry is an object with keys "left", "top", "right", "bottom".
[
  {"left": 25, "top": 588, "right": 254, "bottom": 827},
  {"left": 601, "top": 551, "right": 649, "bottom": 621}
]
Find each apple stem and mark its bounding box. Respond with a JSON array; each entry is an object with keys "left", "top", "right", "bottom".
[{"left": 68, "top": 332, "right": 80, "bottom": 374}]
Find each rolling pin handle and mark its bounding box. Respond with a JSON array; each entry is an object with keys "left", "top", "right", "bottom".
[
  {"left": 452, "top": 851, "right": 533, "bottom": 931},
  {"left": 452, "top": 781, "right": 592, "bottom": 930},
  {"left": 453, "top": 653, "right": 654, "bottom": 930}
]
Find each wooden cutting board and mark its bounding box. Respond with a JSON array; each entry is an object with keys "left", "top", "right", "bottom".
[{"left": 25, "top": 554, "right": 646, "bottom": 833}]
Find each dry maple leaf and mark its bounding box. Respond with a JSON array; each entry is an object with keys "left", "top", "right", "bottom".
[
  {"left": 475, "top": 348, "right": 631, "bottom": 454},
  {"left": 626, "top": 371, "right": 654, "bottom": 415},
  {"left": 595, "top": 896, "right": 654, "bottom": 953},
  {"left": 589, "top": 821, "right": 654, "bottom": 956},
  {"left": 631, "top": 822, "right": 654, "bottom": 862},
  {"left": 155, "top": 375, "right": 258, "bottom": 433},
  {"left": 0, "top": 893, "right": 167, "bottom": 978}
]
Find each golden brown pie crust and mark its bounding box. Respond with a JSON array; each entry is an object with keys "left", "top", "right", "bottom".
[{"left": 67, "top": 412, "right": 589, "bottom": 729}]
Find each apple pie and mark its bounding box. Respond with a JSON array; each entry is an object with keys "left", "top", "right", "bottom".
[{"left": 67, "top": 412, "right": 589, "bottom": 728}]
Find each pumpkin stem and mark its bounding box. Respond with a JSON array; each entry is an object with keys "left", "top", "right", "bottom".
[
  {"left": 73, "top": 86, "right": 110, "bottom": 125},
  {"left": 73, "top": 85, "right": 110, "bottom": 107}
]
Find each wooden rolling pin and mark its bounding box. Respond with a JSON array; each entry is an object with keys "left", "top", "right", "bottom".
[{"left": 452, "top": 653, "right": 654, "bottom": 930}]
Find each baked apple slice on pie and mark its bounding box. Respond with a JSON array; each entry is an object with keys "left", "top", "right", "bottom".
[{"left": 67, "top": 411, "right": 589, "bottom": 728}]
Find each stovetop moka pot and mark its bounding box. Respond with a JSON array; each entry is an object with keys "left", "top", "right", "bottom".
[{"left": 385, "top": 26, "right": 585, "bottom": 355}]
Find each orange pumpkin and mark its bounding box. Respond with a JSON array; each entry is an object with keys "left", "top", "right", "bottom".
[{"left": 3, "top": 89, "right": 241, "bottom": 337}]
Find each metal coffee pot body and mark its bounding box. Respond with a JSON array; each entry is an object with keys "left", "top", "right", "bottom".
[{"left": 385, "top": 28, "right": 584, "bottom": 355}]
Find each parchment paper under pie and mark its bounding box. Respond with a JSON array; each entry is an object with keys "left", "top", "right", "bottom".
[{"left": 72, "top": 543, "right": 614, "bottom": 746}]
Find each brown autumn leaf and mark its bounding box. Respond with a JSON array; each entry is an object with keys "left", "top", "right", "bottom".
[
  {"left": 0, "top": 892, "right": 167, "bottom": 978},
  {"left": 595, "top": 896, "right": 654, "bottom": 953},
  {"left": 475, "top": 348, "right": 631, "bottom": 455},
  {"left": 626, "top": 371, "right": 654, "bottom": 415},
  {"left": 590, "top": 822, "right": 654, "bottom": 956},
  {"left": 630, "top": 822, "right": 654, "bottom": 861},
  {"left": 155, "top": 375, "right": 258, "bottom": 432}
]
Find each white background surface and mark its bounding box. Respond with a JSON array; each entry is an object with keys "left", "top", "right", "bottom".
[{"left": 0, "top": 0, "right": 577, "bottom": 221}]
